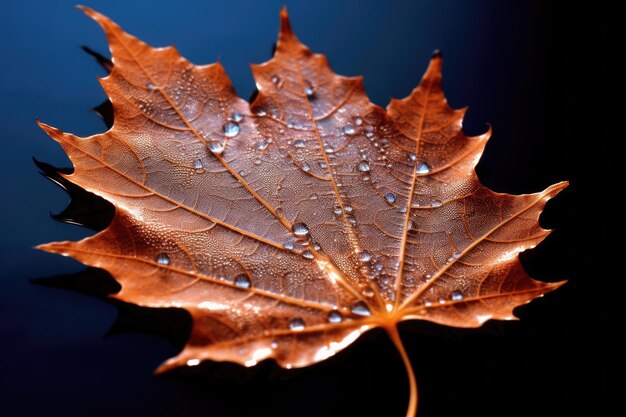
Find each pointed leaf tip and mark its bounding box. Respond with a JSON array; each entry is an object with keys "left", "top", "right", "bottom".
[
  {"left": 425, "top": 51, "right": 443, "bottom": 78},
  {"left": 279, "top": 6, "right": 294, "bottom": 39}
]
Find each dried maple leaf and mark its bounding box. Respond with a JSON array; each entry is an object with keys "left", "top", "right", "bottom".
[{"left": 37, "top": 7, "right": 567, "bottom": 416}]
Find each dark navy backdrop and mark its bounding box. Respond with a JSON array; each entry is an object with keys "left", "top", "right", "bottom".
[{"left": 0, "top": 1, "right": 607, "bottom": 416}]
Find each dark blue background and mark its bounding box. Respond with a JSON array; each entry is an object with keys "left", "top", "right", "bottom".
[{"left": 0, "top": 1, "right": 608, "bottom": 416}]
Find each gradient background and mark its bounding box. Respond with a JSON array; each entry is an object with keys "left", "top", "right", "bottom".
[{"left": 0, "top": 1, "right": 608, "bottom": 416}]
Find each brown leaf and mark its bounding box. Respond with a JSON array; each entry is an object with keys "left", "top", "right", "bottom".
[{"left": 37, "top": 7, "right": 567, "bottom": 416}]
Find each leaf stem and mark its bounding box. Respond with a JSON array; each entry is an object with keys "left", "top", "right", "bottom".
[{"left": 386, "top": 324, "right": 418, "bottom": 417}]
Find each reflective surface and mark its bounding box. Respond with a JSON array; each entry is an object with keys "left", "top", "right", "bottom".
[{"left": 0, "top": 1, "right": 607, "bottom": 417}]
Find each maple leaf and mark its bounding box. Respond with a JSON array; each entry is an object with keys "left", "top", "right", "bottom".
[{"left": 37, "top": 7, "right": 567, "bottom": 416}]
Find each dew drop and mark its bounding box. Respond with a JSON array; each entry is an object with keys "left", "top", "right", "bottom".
[
  {"left": 350, "top": 301, "right": 371, "bottom": 317},
  {"left": 327, "top": 310, "right": 343, "bottom": 323},
  {"left": 223, "top": 121, "right": 240, "bottom": 137},
  {"left": 156, "top": 253, "right": 170, "bottom": 265},
  {"left": 359, "top": 251, "right": 372, "bottom": 262},
  {"left": 311, "top": 241, "right": 322, "bottom": 251},
  {"left": 294, "top": 139, "right": 306, "bottom": 148},
  {"left": 384, "top": 192, "right": 396, "bottom": 203},
  {"left": 304, "top": 82, "right": 314, "bottom": 96},
  {"left": 430, "top": 200, "right": 443, "bottom": 207},
  {"left": 253, "top": 158, "right": 261, "bottom": 165},
  {"left": 231, "top": 112, "right": 244, "bottom": 122},
  {"left": 301, "top": 162, "right": 311, "bottom": 172},
  {"left": 301, "top": 250, "right": 314, "bottom": 260},
  {"left": 255, "top": 108, "right": 267, "bottom": 117},
  {"left": 289, "top": 318, "right": 305, "bottom": 331},
  {"left": 355, "top": 117, "right": 363, "bottom": 126},
  {"left": 270, "top": 341, "right": 279, "bottom": 349},
  {"left": 256, "top": 139, "right": 269, "bottom": 150},
  {"left": 292, "top": 223, "right": 310, "bottom": 236},
  {"left": 407, "top": 152, "right": 417, "bottom": 162},
  {"left": 451, "top": 290, "right": 464, "bottom": 301},
  {"left": 324, "top": 144, "right": 334, "bottom": 154},
  {"left": 209, "top": 141, "right": 224, "bottom": 154},
  {"left": 424, "top": 300, "right": 433, "bottom": 307},
  {"left": 271, "top": 75, "right": 280, "bottom": 84},
  {"left": 343, "top": 125, "right": 356, "bottom": 135},
  {"left": 283, "top": 241, "right": 295, "bottom": 250},
  {"left": 194, "top": 159, "right": 204, "bottom": 169},
  {"left": 372, "top": 261, "right": 383, "bottom": 273},
  {"left": 416, "top": 162, "right": 431, "bottom": 174},
  {"left": 333, "top": 206, "right": 343, "bottom": 216},
  {"left": 439, "top": 298, "right": 446, "bottom": 304},
  {"left": 319, "top": 161, "right": 327, "bottom": 169},
  {"left": 344, "top": 205, "right": 353, "bottom": 213},
  {"left": 357, "top": 160, "right": 371, "bottom": 172},
  {"left": 363, "top": 288, "right": 375, "bottom": 297},
  {"left": 234, "top": 274, "right": 252, "bottom": 289},
  {"left": 147, "top": 82, "right": 156, "bottom": 90}
]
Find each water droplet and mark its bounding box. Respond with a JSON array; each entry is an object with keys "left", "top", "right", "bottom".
[
  {"left": 451, "top": 290, "right": 464, "bottom": 301},
  {"left": 253, "top": 158, "right": 261, "bottom": 165},
  {"left": 333, "top": 206, "right": 343, "bottom": 216},
  {"left": 357, "top": 160, "right": 371, "bottom": 172},
  {"left": 156, "top": 253, "right": 170, "bottom": 265},
  {"left": 301, "top": 162, "right": 311, "bottom": 172},
  {"left": 231, "top": 112, "right": 244, "bottom": 122},
  {"left": 309, "top": 194, "right": 318, "bottom": 201},
  {"left": 238, "top": 170, "right": 247, "bottom": 177},
  {"left": 304, "top": 82, "right": 314, "bottom": 96},
  {"left": 208, "top": 141, "right": 224, "bottom": 154},
  {"left": 350, "top": 301, "right": 371, "bottom": 317},
  {"left": 256, "top": 139, "right": 269, "bottom": 150},
  {"left": 234, "top": 274, "right": 251, "bottom": 289},
  {"left": 324, "top": 144, "right": 334, "bottom": 154},
  {"left": 359, "top": 251, "right": 372, "bottom": 262},
  {"left": 270, "top": 341, "right": 279, "bottom": 349},
  {"left": 416, "top": 162, "right": 430, "bottom": 174},
  {"left": 311, "top": 241, "right": 322, "bottom": 251},
  {"left": 294, "top": 139, "right": 306, "bottom": 148},
  {"left": 271, "top": 75, "right": 280, "bottom": 84},
  {"left": 319, "top": 161, "right": 327, "bottom": 169},
  {"left": 407, "top": 152, "right": 417, "bottom": 162},
  {"left": 343, "top": 125, "right": 356, "bottom": 135},
  {"left": 430, "top": 200, "right": 443, "bottom": 207},
  {"left": 289, "top": 317, "right": 305, "bottom": 331},
  {"left": 283, "top": 241, "right": 294, "bottom": 250},
  {"left": 424, "top": 300, "right": 433, "bottom": 307},
  {"left": 366, "top": 131, "right": 374, "bottom": 139},
  {"left": 384, "top": 192, "right": 396, "bottom": 203},
  {"left": 301, "top": 250, "right": 314, "bottom": 259},
  {"left": 147, "top": 82, "right": 156, "bottom": 90},
  {"left": 223, "top": 121, "right": 240, "bottom": 137},
  {"left": 194, "top": 159, "right": 204, "bottom": 169},
  {"left": 187, "top": 358, "right": 200, "bottom": 366},
  {"left": 439, "top": 298, "right": 446, "bottom": 304},
  {"left": 327, "top": 310, "right": 343, "bottom": 323},
  {"left": 372, "top": 261, "right": 383, "bottom": 273},
  {"left": 355, "top": 117, "right": 363, "bottom": 126},
  {"left": 255, "top": 108, "right": 267, "bottom": 117},
  {"left": 344, "top": 205, "right": 353, "bottom": 213},
  {"left": 292, "top": 223, "right": 310, "bottom": 236}
]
